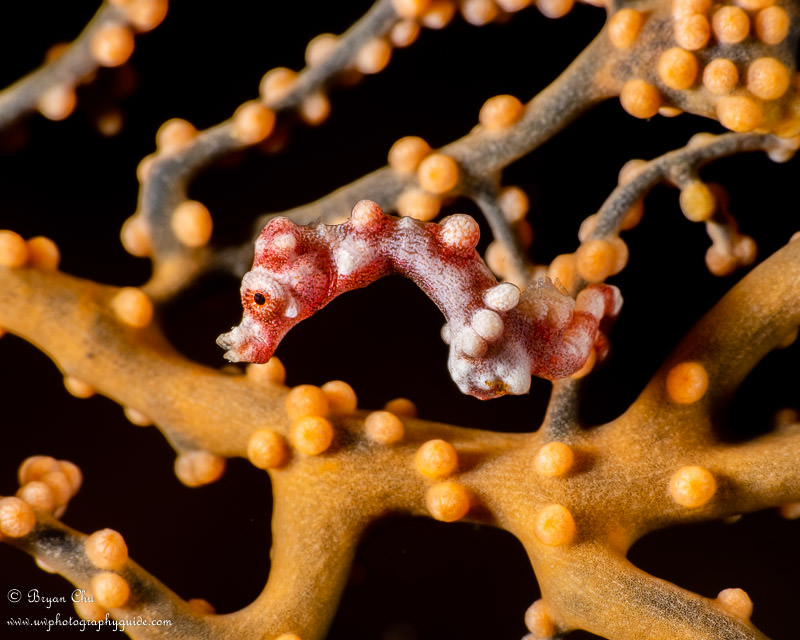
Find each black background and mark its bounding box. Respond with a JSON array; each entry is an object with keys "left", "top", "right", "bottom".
[{"left": 0, "top": 1, "right": 798, "bottom": 638}]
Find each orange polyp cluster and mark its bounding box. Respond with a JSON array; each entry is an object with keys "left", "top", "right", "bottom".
[
  {"left": 174, "top": 450, "right": 226, "bottom": 487},
  {"left": 0, "top": 497, "right": 36, "bottom": 537},
  {"left": 716, "top": 587, "right": 754, "bottom": 620},
  {"left": 715, "top": 95, "right": 763, "bottom": 132},
  {"left": 299, "top": 92, "right": 331, "bottom": 126},
  {"left": 755, "top": 6, "right": 789, "bottom": 44},
  {"left": 355, "top": 38, "right": 393, "bottom": 74},
  {"left": 110, "top": 287, "right": 154, "bottom": 329},
  {"left": 123, "top": 0, "right": 169, "bottom": 32},
  {"left": 679, "top": 180, "right": 716, "bottom": 221},
  {"left": 156, "top": 118, "right": 197, "bottom": 154},
  {"left": 63, "top": 376, "right": 95, "bottom": 399},
  {"left": 290, "top": 416, "right": 335, "bottom": 455},
  {"left": 246, "top": 358, "right": 287, "bottom": 386},
  {"left": 232, "top": 101, "right": 276, "bottom": 145},
  {"left": 533, "top": 503, "right": 576, "bottom": 546},
  {"left": 460, "top": 0, "right": 499, "bottom": 26},
  {"left": 91, "top": 572, "right": 130, "bottom": 609},
  {"left": 171, "top": 200, "right": 214, "bottom": 248},
  {"left": 120, "top": 216, "right": 152, "bottom": 257},
  {"left": 37, "top": 85, "right": 77, "bottom": 121},
  {"left": 479, "top": 94, "right": 524, "bottom": 131},
  {"left": 383, "top": 397, "right": 418, "bottom": 418},
  {"left": 620, "top": 79, "right": 661, "bottom": 119},
  {"left": 674, "top": 14, "right": 711, "bottom": 50},
  {"left": 712, "top": 6, "right": 750, "bottom": 43},
  {"left": 524, "top": 599, "right": 556, "bottom": 637},
  {"left": 669, "top": 465, "right": 717, "bottom": 507},
  {"left": 247, "top": 429, "right": 289, "bottom": 469},
  {"left": 95, "top": 109, "right": 124, "bottom": 137},
  {"left": 734, "top": 0, "right": 775, "bottom": 10},
  {"left": 672, "top": 0, "right": 711, "bottom": 17},
  {"left": 415, "top": 439, "right": 458, "bottom": 477},
  {"left": 746, "top": 57, "right": 791, "bottom": 101},
  {"left": 123, "top": 406, "right": 152, "bottom": 427},
  {"left": 548, "top": 253, "right": 577, "bottom": 292},
  {"left": 496, "top": 0, "right": 531, "bottom": 10},
  {"left": 390, "top": 20, "right": 421, "bottom": 47},
  {"left": 0, "top": 232, "right": 60, "bottom": 270},
  {"left": 364, "top": 410, "right": 405, "bottom": 444},
  {"left": 485, "top": 240, "right": 512, "bottom": 278},
  {"left": 397, "top": 189, "right": 442, "bottom": 221},
  {"left": 534, "top": 442, "right": 575, "bottom": 478},
  {"left": 17, "top": 482, "right": 56, "bottom": 512},
  {"left": 575, "top": 237, "right": 627, "bottom": 282},
  {"left": 136, "top": 154, "right": 158, "bottom": 183},
  {"left": 658, "top": 48, "right": 698, "bottom": 90},
  {"left": 537, "top": 0, "right": 575, "bottom": 19},
  {"left": 17, "top": 464, "right": 73, "bottom": 511},
  {"left": 260, "top": 68, "right": 298, "bottom": 105},
  {"left": 90, "top": 24, "right": 135, "bottom": 67},
  {"left": 609, "top": 9, "right": 644, "bottom": 49},
  {"left": 85, "top": 528, "right": 129, "bottom": 570},
  {"left": 388, "top": 136, "right": 432, "bottom": 174},
  {"left": 285, "top": 384, "right": 330, "bottom": 420},
  {"left": 305, "top": 33, "right": 338, "bottom": 67},
  {"left": 284, "top": 384, "right": 336, "bottom": 455},
  {"left": 421, "top": 0, "right": 457, "bottom": 29},
  {"left": 44, "top": 42, "right": 70, "bottom": 63},
  {"left": 392, "top": 0, "right": 432, "bottom": 19},
  {"left": 666, "top": 361, "right": 709, "bottom": 403},
  {"left": 706, "top": 244, "right": 737, "bottom": 275},
  {"left": 703, "top": 58, "right": 739, "bottom": 95},
  {"left": 665, "top": 0, "right": 796, "bottom": 134},
  {"left": 187, "top": 598, "right": 216, "bottom": 615},
  {"left": 19, "top": 457, "right": 81, "bottom": 494},
  {"left": 0, "top": 230, "right": 29, "bottom": 267},
  {"left": 425, "top": 481, "right": 471, "bottom": 521},
  {"left": 321, "top": 380, "right": 358, "bottom": 415},
  {"left": 779, "top": 501, "right": 800, "bottom": 519},
  {"left": 498, "top": 185, "right": 529, "bottom": 223},
  {"left": 74, "top": 599, "right": 108, "bottom": 622},
  {"left": 417, "top": 152, "right": 460, "bottom": 194}
]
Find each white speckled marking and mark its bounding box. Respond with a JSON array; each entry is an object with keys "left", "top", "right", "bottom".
[
  {"left": 456, "top": 326, "right": 488, "bottom": 358},
  {"left": 398, "top": 216, "right": 417, "bottom": 228},
  {"left": 271, "top": 232, "right": 297, "bottom": 253},
  {"left": 440, "top": 214, "right": 480, "bottom": 250},
  {"left": 483, "top": 283, "right": 520, "bottom": 312},
  {"left": 284, "top": 297, "right": 298, "bottom": 318},
  {"left": 499, "top": 363, "right": 531, "bottom": 395},
  {"left": 336, "top": 236, "right": 374, "bottom": 276},
  {"left": 472, "top": 309, "right": 504, "bottom": 341}
]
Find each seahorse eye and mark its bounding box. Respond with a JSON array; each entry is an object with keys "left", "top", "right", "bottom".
[{"left": 253, "top": 292, "right": 266, "bottom": 306}]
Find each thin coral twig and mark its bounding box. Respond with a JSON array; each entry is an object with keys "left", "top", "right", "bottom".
[
  {"left": 590, "top": 133, "right": 787, "bottom": 239},
  {"left": 140, "top": 0, "right": 399, "bottom": 300}
]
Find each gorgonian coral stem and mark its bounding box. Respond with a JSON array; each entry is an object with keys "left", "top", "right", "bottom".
[
  {"left": 4, "top": 514, "right": 213, "bottom": 639},
  {"left": 0, "top": 266, "right": 282, "bottom": 457},
  {"left": 625, "top": 237, "right": 800, "bottom": 436},
  {"left": 140, "top": 0, "right": 399, "bottom": 299},
  {"left": 0, "top": 4, "right": 123, "bottom": 130},
  {"left": 590, "top": 133, "right": 787, "bottom": 239},
  {"left": 538, "top": 543, "right": 768, "bottom": 640}
]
